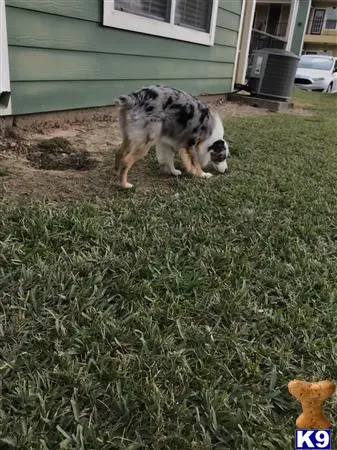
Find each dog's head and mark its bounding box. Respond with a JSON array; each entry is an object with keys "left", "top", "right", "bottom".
[
  {"left": 197, "top": 111, "right": 230, "bottom": 173},
  {"left": 208, "top": 139, "right": 229, "bottom": 164}
]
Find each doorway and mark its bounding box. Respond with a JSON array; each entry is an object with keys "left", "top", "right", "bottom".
[
  {"left": 310, "top": 9, "right": 325, "bottom": 35},
  {"left": 266, "top": 4, "right": 282, "bottom": 35}
]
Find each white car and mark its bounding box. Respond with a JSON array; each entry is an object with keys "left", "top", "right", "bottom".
[{"left": 294, "top": 55, "right": 337, "bottom": 93}]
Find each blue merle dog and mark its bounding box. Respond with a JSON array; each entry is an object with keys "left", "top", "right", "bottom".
[{"left": 115, "top": 85, "right": 229, "bottom": 188}]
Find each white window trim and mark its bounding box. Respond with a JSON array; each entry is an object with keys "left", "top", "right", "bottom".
[
  {"left": 103, "top": 0, "right": 219, "bottom": 46},
  {"left": 0, "top": 0, "right": 12, "bottom": 116}
]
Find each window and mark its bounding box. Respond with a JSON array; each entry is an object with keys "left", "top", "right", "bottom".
[
  {"left": 299, "top": 56, "right": 334, "bottom": 71},
  {"left": 325, "top": 7, "right": 337, "bottom": 30},
  {"left": 103, "top": 0, "right": 219, "bottom": 46},
  {"left": 175, "top": 0, "right": 213, "bottom": 32},
  {"left": 115, "top": 0, "right": 171, "bottom": 22}
]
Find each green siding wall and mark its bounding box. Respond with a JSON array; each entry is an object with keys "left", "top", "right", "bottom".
[
  {"left": 6, "top": 0, "right": 242, "bottom": 115},
  {"left": 291, "top": 0, "right": 311, "bottom": 55}
]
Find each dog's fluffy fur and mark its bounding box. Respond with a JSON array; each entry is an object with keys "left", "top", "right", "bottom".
[{"left": 115, "top": 85, "right": 229, "bottom": 188}]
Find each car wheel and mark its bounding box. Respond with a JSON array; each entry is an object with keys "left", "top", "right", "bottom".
[{"left": 326, "top": 83, "right": 333, "bottom": 93}]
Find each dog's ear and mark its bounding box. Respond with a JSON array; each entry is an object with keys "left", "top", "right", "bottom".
[{"left": 208, "top": 139, "right": 225, "bottom": 153}]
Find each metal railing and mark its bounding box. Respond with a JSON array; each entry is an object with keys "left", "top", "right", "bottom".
[
  {"left": 249, "top": 28, "right": 287, "bottom": 55},
  {"left": 247, "top": 29, "right": 287, "bottom": 73},
  {"left": 308, "top": 19, "right": 337, "bottom": 35},
  {"left": 252, "top": 21, "right": 288, "bottom": 37}
]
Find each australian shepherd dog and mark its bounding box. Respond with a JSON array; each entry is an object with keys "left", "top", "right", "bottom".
[{"left": 115, "top": 85, "right": 229, "bottom": 188}]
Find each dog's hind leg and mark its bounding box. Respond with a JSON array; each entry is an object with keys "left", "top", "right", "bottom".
[
  {"left": 119, "top": 142, "right": 151, "bottom": 189},
  {"left": 115, "top": 138, "right": 129, "bottom": 175},
  {"left": 155, "top": 143, "right": 181, "bottom": 176},
  {"left": 180, "top": 148, "right": 212, "bottom": 179},
  {"left": 115, "top": 106, "right": 131, "bottom": 175}
]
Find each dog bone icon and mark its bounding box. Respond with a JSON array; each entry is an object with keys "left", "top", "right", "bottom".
[{"left": 288, "top": 379, "right": 336, "bottom": 429}]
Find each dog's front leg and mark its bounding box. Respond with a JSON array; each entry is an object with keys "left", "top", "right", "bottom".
[
  {"left": 180, "top": 148, "right": 212, "bottom": 179},
  {"left": 155, "top": 143, "right": 181, "bottom": 176}
]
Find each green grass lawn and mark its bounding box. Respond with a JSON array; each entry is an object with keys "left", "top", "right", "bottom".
[{"left": 1, "top": 90, "right": 337, "bottom": 450}]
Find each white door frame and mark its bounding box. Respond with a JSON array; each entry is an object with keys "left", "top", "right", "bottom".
[
  {"left": 0, "top": 0, "right": 12, "bottom": 116},
  {"left": 299, "top": 0, "right": 312, "bottom": 54},
  {"left": 232, "top": 0, "right": 247, "bottom": 90},
  {"left": 235, "top": 0, "right": 256, "bottom": 85},
  {"left": 285, "top": 0, "right": 299, "bottom": 51},
  {"left": 235, "top": 0, "right": 303, "bottom": 85}
]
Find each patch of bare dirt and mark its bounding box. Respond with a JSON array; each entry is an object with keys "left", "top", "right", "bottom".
[
  {"left": 214, "top": 96, "right": 313, "bottom": 117},
  {"left": 25, "top": 137, "right": 97, "bottom": 171},
  {"left": 0, "top": 98, "right": 311, "bottom": 203},
  {"left": 292, "top": 103, "right": 314, "bottom": 116},
  {"left": 213, "top": 97, "right": 269, "bottom": 117},
  {"left": 0, "top": 114, "right": 178, "bottom": 202}
]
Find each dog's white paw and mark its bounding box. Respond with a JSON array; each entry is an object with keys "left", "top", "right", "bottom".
[
  {"left": 215, "top": 160, "right": 228, "bottom": 173},
  {"left": 122, "top": 182, "right": 134, "bottom": 189},
  {"left": 160, "top": 164, "right": 181, "bottom": 176},
  {"left": 201, "top": 172, "right": 213, "bottom": 179}
]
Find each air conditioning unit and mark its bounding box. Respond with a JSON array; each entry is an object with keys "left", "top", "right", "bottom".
[{"left": 247, "top": 48, "right": 300, "bottom": 101}]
